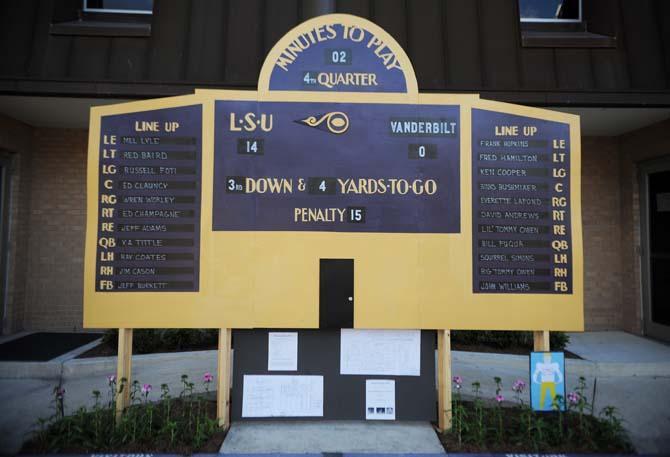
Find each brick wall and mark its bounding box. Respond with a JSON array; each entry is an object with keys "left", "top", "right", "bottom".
[
  {"left": 1, "top": 120, "right": 666, "bottom": 333},
  {"left": 21, "top": 128, "right": 87, "bottom": 331},
  {"left": 580, "top": 137, "right": 624, "bottom": 330},
  {"left": 0, "top": 114, "right": 33, "bottom": 334},
  {"left": 619, "top": 119, "right": 670, "bottom": 335},
  {"left": 14, "top": 131, "right": 634, "bottom": 332}
]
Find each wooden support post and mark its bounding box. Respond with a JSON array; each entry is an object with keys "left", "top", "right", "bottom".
[
  {"left": 115, "top": 328, "right": 133, "bottom": 422},
  {"left": 437, "top": 329, "right": 452, "bottom": 432},
  {"left": 533, "top": 330, "right": 550, "bottom": 351},
  {"left": 217, "top": 328, "right": 232, "bottom": 430}
]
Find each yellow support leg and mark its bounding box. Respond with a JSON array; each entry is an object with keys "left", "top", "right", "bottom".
[
  {"left": 533, "top": 330, "right": 550, "bottom": 351},
  {"left": 115, "top": 328, "right": 133, "bottom": 422},
  {"left": 437, "top": 329, "right": 452, "bottom": 432},
  {"left": 217, "top": 328, "right": 232, "bottom": 430}
]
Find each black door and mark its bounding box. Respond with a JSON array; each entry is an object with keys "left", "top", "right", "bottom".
[
  {"left": 0, "top": 158, "right": 12, "bottom": 335},
  {"left": 641, "top": 160, "right": 670, "bottom": 341},
  {"left": 649, "top": 171, "right": 670, "bottom": 328},
  {"left": 319, "top": 259, "right": 354, "bottom": 329}
]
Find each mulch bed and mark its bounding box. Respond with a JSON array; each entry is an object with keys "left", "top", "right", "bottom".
[
  {"left": 21, "top": 398, "right": 227, "bottom": 454},
  {"left": 434, "top": 401, "right": 633, "bottom": 453}
]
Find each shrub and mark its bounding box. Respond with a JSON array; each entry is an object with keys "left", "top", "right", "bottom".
[
  {"left": 451, "top": 330, "right": 570, "bottom": 351},
  {"left": 101, "top": 329, "right": 218, "bottom": 354}
]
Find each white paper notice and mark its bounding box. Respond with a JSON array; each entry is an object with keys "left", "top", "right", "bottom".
[
  {"left": 268, "top": 332, "right": 298, "bottom": 371},
  {"left": 366, "top": 379, "right": 396, "bottom": 420},
  {"left": 340, "top": 329, "right": 421, "bottom": 376},
  {"left": 242, "top": 375, "right": 323, "bottom": 417}
]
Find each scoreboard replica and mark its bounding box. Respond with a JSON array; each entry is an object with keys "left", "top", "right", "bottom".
[{"left": 84, "top": 14, "right": 583, "bottom": 332}]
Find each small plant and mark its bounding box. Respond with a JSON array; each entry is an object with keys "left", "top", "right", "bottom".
[
  {"left": 571, "top": 376, "right": 590, "bottom": 436},
  {"left": 470, "top": 380, "right": 485, "bottom": 445},
  {"left": 106, "top": 374, "right": 117, "bottom": 409},
  {"left": 23, "top": 372, "right": 224, "bottom": 453},
  {"left": 52, "top": 385, "right": 65, "bottom": 420},
  {"left": 551, "top": 393, "right": 565, "bottom": 440},
  {"left": 601, "top": 405, "right": 626, "bottom": 443},
  {"left": 493, "top": 376, "right": 504, "bottom": 443},
  {"left": 203, "top": 371, "right": 214, "bottom": 394},
  {"left": 443, "top": 375, "right": 633, "bottom": 453},
  {"left": 450, "top": 375, "right": 467, "bottom": 446},
  {"left": 511, "top": 378, "right": 533, "bottom": 443}
]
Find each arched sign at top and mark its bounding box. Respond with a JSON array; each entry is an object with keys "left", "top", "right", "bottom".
[{"left": 258, "top": 14, "right": 418, "bottom": 96}]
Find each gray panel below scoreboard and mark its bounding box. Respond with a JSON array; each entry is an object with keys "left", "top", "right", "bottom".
[{"left": 231, "top": 329, "right": 437, "bottom": 421}]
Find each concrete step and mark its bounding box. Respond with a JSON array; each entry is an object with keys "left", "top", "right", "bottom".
[{"left": 220, "top": 420, "right": 445, "bottom": 454}]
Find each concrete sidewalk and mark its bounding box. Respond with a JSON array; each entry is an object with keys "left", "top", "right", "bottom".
[
  {"left": 567, "top": 330, "right": 670, "bottom": 363},
  {"left": 0, "top": 350, "right": 219, "bottom": 453},
  {"left": 449, "top": 332, "right": 670, "bottom": 454},
  {"left": 221, "top": 421, "right": 445, "bottom": 454},
  {"left": 0, "top": 331, "right": 668, "bottom": 454}
]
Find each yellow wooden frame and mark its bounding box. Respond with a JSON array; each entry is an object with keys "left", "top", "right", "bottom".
[
  {"left": 87, "top": 13, "right": 581, "bottom": 431},
  {"left": 84, "top": 14, "right": 583, "bottom": 332},
  {"left": 85, "top": 92, "right": 582, "bottom": 331}
]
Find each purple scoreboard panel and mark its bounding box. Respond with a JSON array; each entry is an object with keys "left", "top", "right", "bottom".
[
  {"left": 472, "top": 108, "right": 573, "bottom": 294},
  {"left": 212, "top": 101, "right": 460, "bottom": 234},
  {"left": 95, "top": 105, "right": 202, "bottom": 292}
]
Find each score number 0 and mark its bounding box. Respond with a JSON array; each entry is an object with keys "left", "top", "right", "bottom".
[{"left": 409, "top": 144, "right": 437, "bottom": 159}]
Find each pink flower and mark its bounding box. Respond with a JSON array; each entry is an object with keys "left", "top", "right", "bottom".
[
  {"left": 54, "top": 386, "right": 65, "bottom": 399},
  {"left": 141, "top": 383, "right": 152, "bottom": 394},
  {"left": 512, "top": 379, "right": 526, "bottom": 393},
  {"left": 107, "top": 374, "right": 116, "bottom": 384},
  {"left": 452, "top": 376, "right": 463, "bottom": 389},
  {"left": 567, "top": 391, "right": 581, "bottom": 405},
  {"left": 203, "top": 372, "right": 214, "bottom": 383},
  {"left": 495, "top": 394, "right": 504, "bottom": 403}
]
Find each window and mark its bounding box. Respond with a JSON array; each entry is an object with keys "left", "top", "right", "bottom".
[
  {"left": 50, "top": 0, "right": 152, "bottom": 37},
  {"left": 518, "top": 0, "right": 615, "bottom": 48},
  {"left": 83, "top": 0, "right": 153, "bottom": 15},
  {"left": 519, "top": 0, "right": 581, "bottom": 23}
]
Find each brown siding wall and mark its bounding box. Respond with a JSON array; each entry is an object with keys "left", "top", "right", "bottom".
[{"left": 1, "top": 0, "right": 669, "bottom": 103}]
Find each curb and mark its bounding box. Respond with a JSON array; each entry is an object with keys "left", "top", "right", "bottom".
[
  {"left": 0, "top": 360, "right": 63, "bottom": 379},
  {"left": 61, "top": 349, "right": 218, "bottom": 380},
  {"left": 0, "top": 349, "right": 218, "bottom": 380},
  {"left": 50, "top": 337, "right": 103, "bottom": 363}
]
